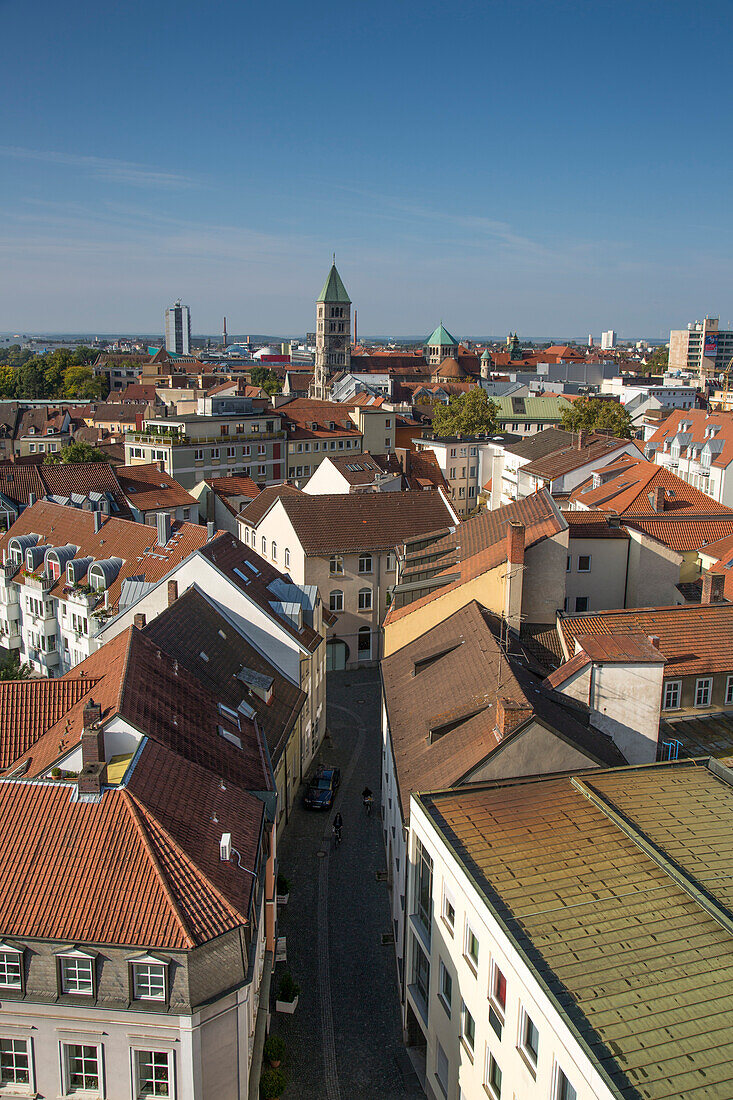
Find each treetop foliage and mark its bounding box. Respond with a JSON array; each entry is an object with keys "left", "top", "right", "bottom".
[
  {"left": 432, "top": 387, "right": 499, "bottom": 437},
  {"left": 560, "top": 396, "right": 634, "bottom": 439},
  {"left": 0, "top": 346, "right": 105, "bottom": 401}
]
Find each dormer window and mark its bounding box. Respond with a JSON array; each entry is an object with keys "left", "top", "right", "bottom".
[
  {"left": 57, "top": 949, "right": 96, "bottom": 996},
  {"left": 130, "top": 956, "right": 169, "bottom": 1002},
  {"left": 0, "top": 944, "right": 23, "bottom": 989}
]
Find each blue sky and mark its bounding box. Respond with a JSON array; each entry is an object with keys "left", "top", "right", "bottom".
[{"left": 2, "top": 0, "right": 732, "bottom": 338}]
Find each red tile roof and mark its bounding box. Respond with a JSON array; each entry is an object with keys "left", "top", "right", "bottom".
[
  {"left": 563, "top": 511, "right": 630, "bottom": 540},
  {"left": 279, "top": 398, "right": 362, "bottom": 439},
  {"left": 623, "top": 516, "right": 733, "bottom": 553},
  {"left": 558, "top": 604, "right": 733, "bottom": 677},
  {"left": 0, "top": 460, "right": 131, "bottom": 519},
  {"left": 0, "top": 679, "right": 91, "bottom": 768},
  {"left": 522, "top": 435, "right": 639, "bottom": 481},
  {"left": 116, "top": 463, "right": 198, "bottom": 511}
]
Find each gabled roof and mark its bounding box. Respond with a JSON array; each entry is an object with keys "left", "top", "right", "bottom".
[
  {"left": 522, "top": 435, "right": 638, "bottom": 481},
  {"left": 317, "top": 263, "right": 351, "bottom": 304},
  {"left": 426, "top": 323, "right": 458, "bottom": 347},
  {"left": 0, "top": 460, "right": 131, "bottom": 519},
  {"left": 647, "top": 408, "right": 733, "bottom": 469},
  {"left": 0, "top": 742, "right": 263, "bottom": 949},
  {"left": 388, "top": 489, "right": 566, "bottom": 623},
  {"left": 504, "top": 426, "right": 577, "bottom": 460},
  {"left": 241, "top": 486, "right": 455, "bottom": 555},
  {"left": 142, "top": 586, "right": 306, "bottom": 766},
  {"left": 116, "top": 463, "right": 198, "bottom": 512},
  {"left": 383, "top": 601, "right": 624, "bottom": 819},
  {"left": 570, "top": 454, "right": 733, "bottom": 515},
  {"left": 418, "top": 761, "right": 733, "bottom": 1100},
  {"left": 558, "top": 603, "right": 733, "bottom": 677}
]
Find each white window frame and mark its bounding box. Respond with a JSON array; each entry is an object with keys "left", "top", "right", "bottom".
[
  {"left": 329, "top": 590, "right": 343, "bottom": 613},
  {"left": 329, "top": 555, "right": 344, "bottom": 576},
  {"left": 460, "top": 1000, "right": 476, "bottom": 1055},
  {"left": 726, "top": 675, "right": 733, "bottom": 706},
  {"left": 271, "top": 542, "right": 277, "bottom": 562},
  {"left": 58, "top": 950, "right": 95, "bottom": 996},
  {"left": 385, "top": 552, "right": 396, "bottom": 571},
  {"left": 485, "top": 1048, "right": 503, "bottom": 1099},
  {"left": 553, "top": 1063, "right": 577, "bottom": 1100},
  {"left": 441, "top": 884, "right": 456, "bottom": 935},
  {"left": 131, "top": 1047, "right": 175, "bottom": 1100},
  {"left": 518, "top": 1005, "right": 539, "bottom": 1072},
  {"left": 577, "top": 554, "right": 591, "bottom": 572},
  {"left": 489, "top": 959, "right": 507, "bottom": 1019},
  {"left": 131, "top": 958, "right": 168, "bottom": 1002},
  {"left": 284, "top": 548, "right": 290, "bottom": 568},
  {"left": 358, "top": 587, "right": 372, "bottom": 612},
  {"left": 0, "top": 944, "right": 23, "bottom": 989},
  {"left": 358, "top": 553, "right": 372, "bottom": 574},
  {"left": 695, "top": 677, "right": 712, "bottom": 708},
  {"left": 464, "top": 922, "right": 479, "bottom": 972},
  {"left": 663, "top": 680, "right": 682, "bottom": 711},
  {"left": 437, "top": 958, "right": 452, "bottom": 1016},
  {"left": 0, "top": 1035, "right": 33, "bottom": 1093},
  {"left": 60, "top": 1039, "right": 104, "bottom": 1097}
]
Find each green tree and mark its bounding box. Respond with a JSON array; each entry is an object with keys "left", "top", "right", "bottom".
[
  {"left": 432, "top": 387, "right": 499, "bottom": 437},
  {"left": 63, "top": 365, "right": 104, "bottom": 399},
  {"left": 16, "top": 359, "right": 49, "bottom": 399},
  {"left": 560, "top": 396, "right": 633, "bottom": 439},
  {"left": 0, "top": 654, "right": 33, "bottom": 681},
  {"left": 0, "top": 365, "right": 18, "bottom": 399},
  {"left": 249, "top": 366, "right": 283, "bottom": 395},
  {"left": 643, "top": 346, "right": 669, "bottom": 373},
  {"left": 45, "top": 441, "right": 107, "bottom": 465}
]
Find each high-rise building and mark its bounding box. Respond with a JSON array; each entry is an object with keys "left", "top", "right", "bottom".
[
  {"left": 588, "top": 333, "right": 594, "bottom": 347},
  {"left": 601, "top": 329, "right": 616, "bottom": 350},
  {"left": 669, "top": 316, "right": 733, "bottom": 379},
  {"left": 164, "top": 300, "right": 191, "bottom": 355},
  {"left": 310, "top": 263, "right": 351, "bottom": 400}
]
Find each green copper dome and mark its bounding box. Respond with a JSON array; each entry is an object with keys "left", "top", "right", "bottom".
[{"left": 426, "top": 323, "right": 458, "bottom": 347}]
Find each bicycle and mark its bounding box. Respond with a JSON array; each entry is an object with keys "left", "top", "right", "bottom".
[
  {"left": 333, "top": 822, "right": 343, "bottom": 846},
  {"left": 363, "top": 795, "right": 373, "bottom": 816}
]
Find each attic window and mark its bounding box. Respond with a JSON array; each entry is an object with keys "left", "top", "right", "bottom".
[
  {"left": 199, "top": 651, "right": 209, "bottom": 662},
  {"left": 428, "top": 705, "right": 489, "bottom": 744},
  {"left": 413, "top": 641, "right": 463, "bottom": 676},
  {"left": 218, "top": 703, "right": 241, "bottom": 728},
  {"left": 219, "top": 725, "right": 242, "bottom": 748}
]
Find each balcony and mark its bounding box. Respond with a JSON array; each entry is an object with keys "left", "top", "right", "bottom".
[
  {"left": 29, "top": 648, "right": 60, "bottom": 669},
  {"left": 0, "top": 602, "right": 20, "bottom": 622},
  {"left": 25, "top": 573, "right": 54, "bottom": 593},
  {"left": 65, "top": 586, "right": 99, "bottom": 609}
]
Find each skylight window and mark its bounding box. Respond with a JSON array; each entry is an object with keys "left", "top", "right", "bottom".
[
  {"left": 218, "top": 703, "right": 241, "bottom": 728},
  {"left": 245, "top": 560, "right": 260, "bottom": 575},
  {"left": 218, "top": 725, "right": 242, "bottom": 748}
]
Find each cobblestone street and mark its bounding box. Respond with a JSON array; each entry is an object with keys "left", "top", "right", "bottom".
[{"left": 271, "top": 670, "right": 422, "bottom": 1100}]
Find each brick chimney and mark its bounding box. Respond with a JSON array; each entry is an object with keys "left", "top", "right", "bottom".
[
  {"left": 506, "top": 522, "right": 525, "bottom": 567},
  {"left": 133, "top": 612, "right": 146, "bottom": 629},
  {"left": 702, "top": 571, "right": 726, "bottom": 605},
  {"left": 577, "top": 429, "right": 589, "bottom": 450},
  {"left": 167, "top": 579, "right": 178, "bottom": 607},
  {"left": 653, "top": 485, "right": 666, "bottom": 513},
  {"left": 496, "top": 697, "right": 533, "bottom": 739},
  {"left": 648, "top": 634, "right": 661, "bottom": 650},
  {"left": 79, "top": 697, "right": 107, "bottom": 794}
]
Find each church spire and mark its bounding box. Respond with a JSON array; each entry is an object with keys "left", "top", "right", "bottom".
[{"left": 310, "top": 262, "right": 352, "bottom": 400}]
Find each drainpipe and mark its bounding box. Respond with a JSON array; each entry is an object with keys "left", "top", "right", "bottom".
[{"left": 247, "top": 949, "right": 273, "bottom": 1100}]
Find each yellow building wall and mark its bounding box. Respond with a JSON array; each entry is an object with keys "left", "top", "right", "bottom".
[{"left": 383, "top": 565, "right": 506, "bottom": 657}]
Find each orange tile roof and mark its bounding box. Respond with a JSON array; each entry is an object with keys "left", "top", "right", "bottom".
[
  {"left": 647, "top": 408, "right": 733, "bottom": 469},
  {"left": 623, "top": 516, "right": 733, "bottom": 552},
  {"left": 0, "top": 501, "right": 209, "bottom": 614},
  {"left": 570, "top": 455, "right": 733, "bottom": 515},
  {"left": 0, "top": 679, "right": 92, "bottom": 768},
  {"left": 558, "top": 603, "right": 733, "bottom": 677}
]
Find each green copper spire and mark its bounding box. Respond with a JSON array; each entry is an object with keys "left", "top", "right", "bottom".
[{"left": 317, "top": 263, "right": 351, "bottom": 304}]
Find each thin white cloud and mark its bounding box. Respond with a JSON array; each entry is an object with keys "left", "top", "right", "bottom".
[{"left": 0, "top": 145, "right": 199, "bottom": 189}]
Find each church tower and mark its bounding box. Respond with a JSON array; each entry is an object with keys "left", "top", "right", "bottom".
[{"left": 310, "top": 262, "right": 352, "bottom": 400}]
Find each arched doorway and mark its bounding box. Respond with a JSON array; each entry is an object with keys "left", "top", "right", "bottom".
[{"left": 326, "top": 639, "right": 349, "bottom": 671}]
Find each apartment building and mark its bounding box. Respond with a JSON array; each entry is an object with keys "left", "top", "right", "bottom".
[
  {"left": 0, "top": 460, "right": 133, "bottom": 528},
  {"left": 277, "top": 398, "right": 364, "bottom": 485},
  {"left": 491, "top": 394, "right": 573, "bottom": 435},
  {"left": 0, "top": 502, "right": 209, "bottom": 674},
  {"left": 115, "top": 462, "right": 199, "bottom": 524},
  {"left": 645, "top": 408, "right": 733, "bottom": 506},
  {"left": 15, "top": 407, "right": 74, "bottom": 456},
  {"left": 404, "top": 759, "right": 733, "bottom": 1100},
  {"left": 380, "top": 600, "right": 626, "bottom": 982},
  {"left": 191, "top": 474, "right": 261, "bottom": 534},
  {"left": 238, "top": 486, "right": 456, "bottom": 669},
  {"left": 98, "top": 530, "right": 327, "bottom": 821},
  {"left": 669, "top": 315, "right": 733, "bottom": 378},
  {"left": 0, "top": 624, "right": 275, "bottom": 1100},
  {"left": 125, "top": 393, "right": 287, "bottom": 489},
  {"left": 412, "top": 436, "right": 485, "bottom": 515}
]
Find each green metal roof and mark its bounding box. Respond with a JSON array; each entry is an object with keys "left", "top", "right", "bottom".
[
  {"left": 317, "top": 264, "right": 351, "bottom": 304},
  {"left": 481, "top": 348, "right": 491, "bottom": 360},
  {"left": 426, "top": 323, "right": 458, "bottom": 347}
]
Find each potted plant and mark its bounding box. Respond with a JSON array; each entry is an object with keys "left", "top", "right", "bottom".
[
  {"left": 263, "top": 1034, "right": 285, "bottom": 1069},
  {"left": 259, "top": 1067, "right": 287, "bottom": 1099},
  {"left": 275, "top": 971, "right": 300, "bottom": 1013},
  {"left": 276, "top": 873, "right": 290, "bottom": 906}
]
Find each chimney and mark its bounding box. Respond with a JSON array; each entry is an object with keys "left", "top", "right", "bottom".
[
  {"left": 134, "top": 612, "right": 146, "bottom": 629},
  {"left": 156, "top": 511, "right": 172, "bottom": 546},
  {"left": 78, "top": 759, "right": 107, "bottom": 796},
  {"left": 207, "top": 521, "right": 216, "bottom": 540},
  {"left": 653, "top": 485, "right": 666, "bottom": 513},
  {"left": 702, "top": 571, "right": 726, "bottom": 605},
  {"left": 506, "top": 522, "right": 525, "bottom": 567},
  {"left": 577, "top": 429, "right": 589, "bottom": 450},
  {"left": 648, "top": 634, "right": 661, "bottom": 649},
  {"left": 496, "top": 697, "right": 533, "bottom": 739},
  {"left": 81, "top": 698, "right": 104, "bottom": 767},
  {"left": 167, "top": 579, "right": 178, "bottom": 607},
  {"left": 93, "top": 510, "right": 102, "bottom": 533},
  {"left": 28, "top": 492, "right": 36, "bottom": 507}
]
